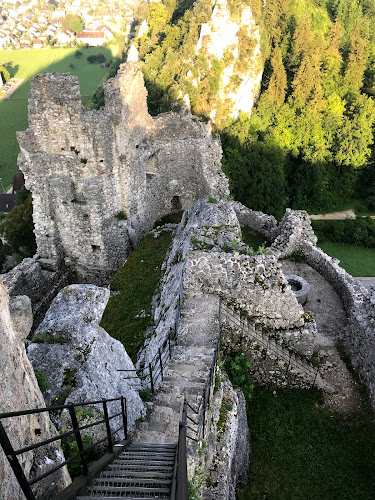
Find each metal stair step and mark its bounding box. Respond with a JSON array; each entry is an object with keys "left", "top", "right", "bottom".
[
  {"left": 101, "top": 470, "right": 173, "bottom": 479},
  {"left": 108, "top": 463, "right": 174, "bottom": 472},
  {"left": 93, "top": 477, "right": 172, "bottom": 486},
  {"left": 119, "top": 452, "right": 176, "bottom": 459},
  {"left": 129, "top": 442, "right": 176, "bottom": 448},
  {"left": 112, "top": 459, "right": 175, "bottom": 466},
  {"left": 86, "top": 485, "right": 171, "bottom": 494},
  {"left": 127, "top": 447, "right": 176, "bottom": 454},
  {"left": 76, "top": 494, "right": 169, "bottom": 500}
]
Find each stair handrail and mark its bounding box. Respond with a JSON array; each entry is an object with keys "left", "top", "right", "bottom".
[
  {"left": 118, "top": 272, "right": 184, "bottom": 392},
  {"left": 223, "top": 303, "right": 320, "bottom": 384},
  {"left": 0, "top": 396, "right": 128, "bottom": 500}
]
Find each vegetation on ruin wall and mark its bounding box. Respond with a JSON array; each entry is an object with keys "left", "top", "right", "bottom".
[
  {"left": 136, "top": 0, "right": 375, "bottom": 218},
  {"left": 0, "top": 46, "right": 118, "bottom": 191},
  {"left": 100, "top": 231, "right": 172, "bottom": 363}
]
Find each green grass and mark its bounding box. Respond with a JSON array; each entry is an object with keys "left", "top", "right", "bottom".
[
  {"left": 241, "top": 226, "right": 269, "bottom": 250},
  {"left": 100, "top": 231, "right": 173, "bottom": 362},
  {"left": 0, "top": 46, "right": 118, "bottom": 191},
  {"left": 237, "top": 387, "right": 375, "bottom": 500},
  {"left": 319, "top": 243, "right": 375, "bottom": 276}
]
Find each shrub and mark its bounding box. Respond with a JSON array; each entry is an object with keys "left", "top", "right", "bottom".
[
  {"left": 34, "top": 368, "right": 48, "bottom": 393},
  {"left": 312, "top": 218, "right": 375, "bottom": 248},
  {"left": 87, "top": 54, "right": 106, "bottom": 64},
  {"left": 116, "top": 210, "right": 127, "bottom": 220},
  {"left": 74, "top": 50, "right": 83, "bottom": 57},
  {"left": 223, "top": 354, "right": 254, "bottom": 401}
]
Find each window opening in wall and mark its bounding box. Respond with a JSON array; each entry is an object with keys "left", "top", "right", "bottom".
[
  {"left": 91, "top": 245, "right": 101, "bottom": 255},
  {"left": 171, "top": 195, "right": 182, "bottom": 212}
]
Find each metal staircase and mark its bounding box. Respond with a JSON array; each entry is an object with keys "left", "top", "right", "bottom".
[{"left": 77, "top": 442, "right": 177, "bottom": 499}]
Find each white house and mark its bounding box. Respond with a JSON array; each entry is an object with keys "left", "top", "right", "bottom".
[
  {"left": 76, "top": 31, "right": 105, "bottom": 46},
  {"left": 57, "top": 30, "right": 75, "bottom": 44}
]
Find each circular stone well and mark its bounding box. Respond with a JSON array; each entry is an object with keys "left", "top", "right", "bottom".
[{"left": 285, "top": 275, "right": 310, "bottom": 305}]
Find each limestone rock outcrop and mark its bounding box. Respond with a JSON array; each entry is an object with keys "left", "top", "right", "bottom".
[
  {"left": 194, "top": 0, "right": 263, "bottom": 123},
  {"left": 0, "top": 282, "right": 70, "bottom": 500},
  {"left": 27, "top": 284, "right": 145, "bottom": 436},
  {"left": 17, "top": 62, "right": 229, "bottom": 284}
]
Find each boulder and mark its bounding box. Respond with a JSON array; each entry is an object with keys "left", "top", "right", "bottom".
[{"left": 27, "top": 284, "right": 145, "bottom": 438}]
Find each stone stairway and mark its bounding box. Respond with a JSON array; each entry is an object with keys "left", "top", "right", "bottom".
[
  {"left": 223, "top": 304, "right": 327, "bottom": 389},
  {"left": 132, "top": 293, "right": 221, "bottom": 444},
  {"left": 77, "top": 442, "right": 176, "bottom": 499}
]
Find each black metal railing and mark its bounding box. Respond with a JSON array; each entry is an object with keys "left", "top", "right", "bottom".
[
  {"left": 118, "top": 274, "right": 184, "bottom": 392},
  {"left": 223, "top": 304, "right": 320, "bottom": 385},
  {"left": 0, "top": 396, "right": 128, "bottom": 500}
]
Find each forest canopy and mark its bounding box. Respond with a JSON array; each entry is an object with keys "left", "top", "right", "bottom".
[{"left": 134, "top": 0, "right": 375, "bottom": 217}]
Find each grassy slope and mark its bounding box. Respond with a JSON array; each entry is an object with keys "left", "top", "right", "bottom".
[
  {"left": 238, "top": 387, "right": 375, "bottom": 500},
  {"left": 318, "top": 243, "right": 375, "bottom": 276},
  {"left": 100, "top": 232, "right": 172, "bottom": 363},
  {"left": 0, "top": 46, "right": 117, "bottom": 190}
]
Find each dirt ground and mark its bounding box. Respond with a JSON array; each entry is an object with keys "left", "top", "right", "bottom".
[
  {"left": 281, "top": 260, "right": 361, "bottom": 414},
  {"left": 309, "top": 209, "right": 356, "bottom": 220},
  {"left": 0, "top": 78, "right": 24, "bottom": 100}
]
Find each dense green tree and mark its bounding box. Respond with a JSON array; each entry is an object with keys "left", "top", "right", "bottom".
[
  {"left": 335, "top": 93, "right": 375, "bottom": 167},
  {"left": 342, "top": 22, "right": 368, "bottom": 96},
  {"left": 266, "top": 47, "right": 287, "bottom": 105},
  {"left": 0, "top": 66, "right": 10, "bottom": 83},
  {"left": 69, "top": 18, "right": 84, "bottom": 33}
]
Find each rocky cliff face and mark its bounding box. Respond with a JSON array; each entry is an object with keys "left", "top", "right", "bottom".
[
  {"left": 0, "top": 282, "right": 70, "bottom": 499},
  {"left": 27, "top": 284, "right": 145, "bottom": 437},
  {"left": 193, "top": 0, "right": 263, "bottom": 124}
]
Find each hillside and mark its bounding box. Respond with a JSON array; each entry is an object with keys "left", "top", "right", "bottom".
[{"left": 135, "top": 0, "right": 375, "bottom": 217}]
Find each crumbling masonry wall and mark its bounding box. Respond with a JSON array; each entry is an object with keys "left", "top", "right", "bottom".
[{"left": 17, "top": 62, "right": 229, "bottom": 283}]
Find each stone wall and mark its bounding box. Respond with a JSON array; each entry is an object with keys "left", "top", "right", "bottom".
[
  {"left": 139, "top": 199, "right": 317, "bottom": 378},
  {"left": 17, "top": 62, "right": 229, "bottom": 283},
  {"left": 302, "top": 241, "right": 375, "bottom": 403},
  {"left": 189, "top": 374, "right": 249, "bottom": 500},
  {"left": 0, "top": 283, "right": 70, "bottom": 499}
]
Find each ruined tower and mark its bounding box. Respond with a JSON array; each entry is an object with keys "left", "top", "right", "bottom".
[{"left": 17, "top": 62, "right": 229, "bottom": 283}]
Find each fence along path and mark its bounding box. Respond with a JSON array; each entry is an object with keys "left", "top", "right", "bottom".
[{"left": 222, "top": 303, "right": 326, "bottom": 388}]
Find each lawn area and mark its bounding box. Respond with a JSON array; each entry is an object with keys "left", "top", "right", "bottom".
[
  {"left": 100, "top": 231, "right": 172, "bottom": 363},
  {"left": 0, "top": 46, "right": 118, "bottom": 191},
  {"left": 237, "top": 386, "right": 375, "bottom": 500},
  {"left": 319, "top": 243, "right": 375, "bottom": 276}
]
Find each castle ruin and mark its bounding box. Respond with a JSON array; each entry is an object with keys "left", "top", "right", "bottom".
[{"left": 17, "top": 62, "right": 229, "bottom": 283}]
